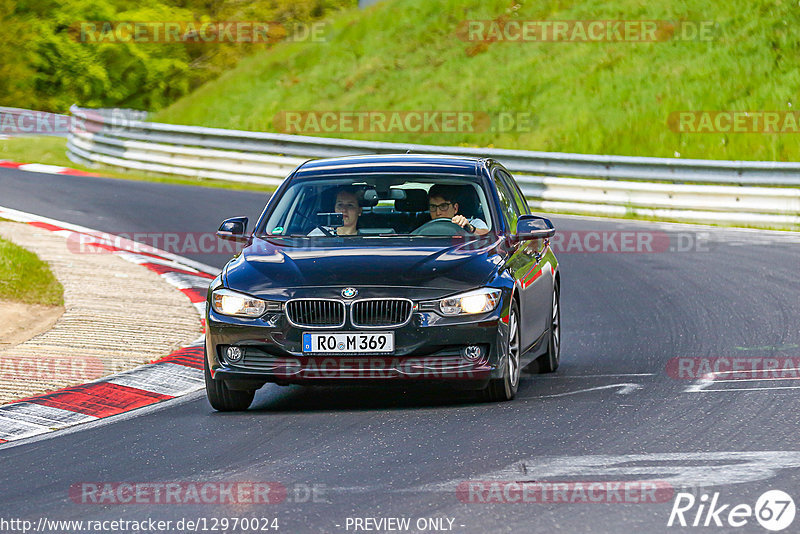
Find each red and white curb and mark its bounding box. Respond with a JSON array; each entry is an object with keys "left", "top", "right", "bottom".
[
  {"left": 0, "top": 206, "right": 218, "bottom": 444},
  {"left": 0, "top": 160, "right": 100, "bottom": 177}
]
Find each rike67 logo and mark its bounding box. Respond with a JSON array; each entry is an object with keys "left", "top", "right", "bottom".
[{"left": 668, "top": 490, "right": 795, "bottom": 531}]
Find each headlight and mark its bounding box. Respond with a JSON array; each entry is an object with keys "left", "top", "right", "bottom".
[
  {"left": 211, "top": 288, "right": 279, "bottom": 317},
  {"left": 421, "top": 288, "right": 501, "bottom": 316}
]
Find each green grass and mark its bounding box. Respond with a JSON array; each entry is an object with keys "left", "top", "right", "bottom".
[
  {"left": 0, "top": 136, "right": 274, "bottom": 192},
  {"left": 153, "top": 0, "right": 800, "bottom": 162},
  {"left": 0, "top": 136, "right": 76, "bottom": 168},
  {"left": 0, "top": 236, "right": 64, "bottom": 306}
]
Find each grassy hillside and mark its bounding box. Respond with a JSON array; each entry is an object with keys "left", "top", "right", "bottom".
[
  {"left": 0, "top": 0, "right": 352, "bottom": 113},
  {"left": 0, "top": 236, "right": 63, "bottom": 306},
  {"left": 154, "top": 0, "right": 800, "bottom": 161}
]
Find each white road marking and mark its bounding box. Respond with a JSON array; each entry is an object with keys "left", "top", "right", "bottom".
[
  {"left": 714, "top": 368, "right": 800, "bottom": 377},
  {"left": 691, "top": 385, "right": 800, "bottom": 392},
  {"left": 534, "top": 373, "right": 654, "bottom": 379},
  {"left": 17, "top": 163, "right": 67, "bottom": 174},
  {"left": 115, "top": 251, "right": 204, "bottom": 273},
  {"left": 186, "top": 336, "right": 205, "bottom": 347},
  {"left": 193, "top": 302, "right": 206, "bottom": 316},
  {"left": 713, "top": 376, "right": 800, "bottom": 383},
  {"left": 685, "top": 368, "right": 800, "bottom": 393},
  {"left": 161, "top": 271, "right": 213, "bottom": 290},
  {"left": 0, "top": 390, "right": 206, "bottom": 450},
  {"left": 0, "top": 403, "right": 98, "bottom": 441},
  {"left": 0, "top": 415, "right": 54, "bottom": 441},
  {"left": 521, "top": 383, "right": 643, "bottom": 399},
  {"left": 106, "top": 363, "right": 204, "bottom": 397},
  {"left": 414, "top": 451, "right": 800, "bottom": 492},
  {"left": 0, "top": 402, "right": 97, "bottom": 427},
  {"left": 684, "top": 377, "right": 716, "bottom": 393}
]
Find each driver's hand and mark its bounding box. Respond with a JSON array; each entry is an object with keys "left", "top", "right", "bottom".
[{"left": 452, "top": 215, "right": 468, "bottom": 228}]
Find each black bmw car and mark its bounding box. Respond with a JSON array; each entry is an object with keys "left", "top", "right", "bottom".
[{"left": 204, "top": 154, "right": 560, "bottom": 410}]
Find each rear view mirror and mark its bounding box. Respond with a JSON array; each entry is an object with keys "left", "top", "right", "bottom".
[
  {"left": 515, "top": 215, "right": 555, "bottom": 240},
  {"left": 361, "top": 189, "right": 379, "bottom": 207},
  {"left": 217, "top": 216, "right": 248, "bottom": 242}
]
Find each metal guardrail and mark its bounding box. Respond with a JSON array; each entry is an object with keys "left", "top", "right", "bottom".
[{"left": 65, "top": 106, "right": 800, "bottom": 227}]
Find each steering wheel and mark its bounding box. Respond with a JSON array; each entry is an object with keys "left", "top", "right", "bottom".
[{"left": 411, "top": 217, "right": 469, "bottom": 236}]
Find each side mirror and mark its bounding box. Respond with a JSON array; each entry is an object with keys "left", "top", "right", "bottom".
[
  {"left": 515, "top": 215, "right": 555, "bottom": 240},
  {"left": 217, "top": 216, "right": 248, "bottom": 242}
]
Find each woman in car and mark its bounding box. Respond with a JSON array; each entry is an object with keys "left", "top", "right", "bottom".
[{"left": 309, "top": 186, "right": 363, "bottom": 236}]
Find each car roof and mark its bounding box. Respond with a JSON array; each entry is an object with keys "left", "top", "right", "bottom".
[{"left": 293, "top": 154, "right": 491, "bottom": 178}]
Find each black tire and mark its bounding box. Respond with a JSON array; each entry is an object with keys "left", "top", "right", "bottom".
[
  {"left": 481, "top": 300, "right": 521, "bottom": 402},
  {"left": 536, "top": 284, "right": 561, "bottom": 374},
  {"left": 204, "top": 349, "right": 255, "bottom": 412}
]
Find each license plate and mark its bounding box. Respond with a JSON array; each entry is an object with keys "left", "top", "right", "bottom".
[{"left": 303, "top": 332, "right": 394, "bottom": 354}]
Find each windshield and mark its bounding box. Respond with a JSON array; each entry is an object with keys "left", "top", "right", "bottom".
[{"left": 258, "top": 174, "right": 494, "bottom": 239}]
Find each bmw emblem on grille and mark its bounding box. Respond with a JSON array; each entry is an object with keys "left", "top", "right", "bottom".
[{"left": 341, "top": 287, "right": 358, "bottom": 299}]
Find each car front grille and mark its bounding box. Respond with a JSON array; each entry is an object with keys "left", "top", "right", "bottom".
[
  {"left": 285, "top": 299, "right": 346, "bottom": 328},
  {"left": 351, "top": 299, "right": 413, "bottom": 328}
]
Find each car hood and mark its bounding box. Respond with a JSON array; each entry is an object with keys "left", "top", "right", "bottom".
[{"left": 223, "top": 236, "right": 505, "bottom": 297}]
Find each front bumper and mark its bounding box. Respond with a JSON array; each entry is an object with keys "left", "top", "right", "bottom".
[{"left": 205, "top": 294, "right": 509, "bottom": 388}]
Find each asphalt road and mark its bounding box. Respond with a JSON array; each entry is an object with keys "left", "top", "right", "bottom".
[{"left": 2, "top": 169, "right": 800, "bottom": 533}]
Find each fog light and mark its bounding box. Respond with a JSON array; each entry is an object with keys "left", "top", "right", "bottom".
[
  {"left": 226, "top": 346, "right": 243, "bottom": 362},
  {"left": 462, "top": 345, "right": 482, "bottom": 362}
]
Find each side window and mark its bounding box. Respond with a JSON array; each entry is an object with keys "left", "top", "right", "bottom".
[
  {"left": 492, "top": 171, "right": 520, "bottom": 233},
  {"left": 498, "top": 169, "right": 530, "bottom": 215}
]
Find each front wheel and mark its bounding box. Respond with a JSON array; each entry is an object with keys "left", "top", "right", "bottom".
[
  {"left": 481, "top": 300, "right": 521, "bottom": 402},
  {"left": 204, "top": 349, "right": 255, "bottom": 411}
]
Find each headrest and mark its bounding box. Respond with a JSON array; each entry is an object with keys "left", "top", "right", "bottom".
[
  {"left": 395, "top": 189, "right": 429, "bottom": 212},
  {"left": 452, "top": 185, "right": 481, "bottom": 218},
  {"left": 322, "top": 185, "right": 378, "bottom": 209}
]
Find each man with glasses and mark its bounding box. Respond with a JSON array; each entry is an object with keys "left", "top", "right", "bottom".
[{"left": 426, "top": 184, "right": 489, "bottom": 235}]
